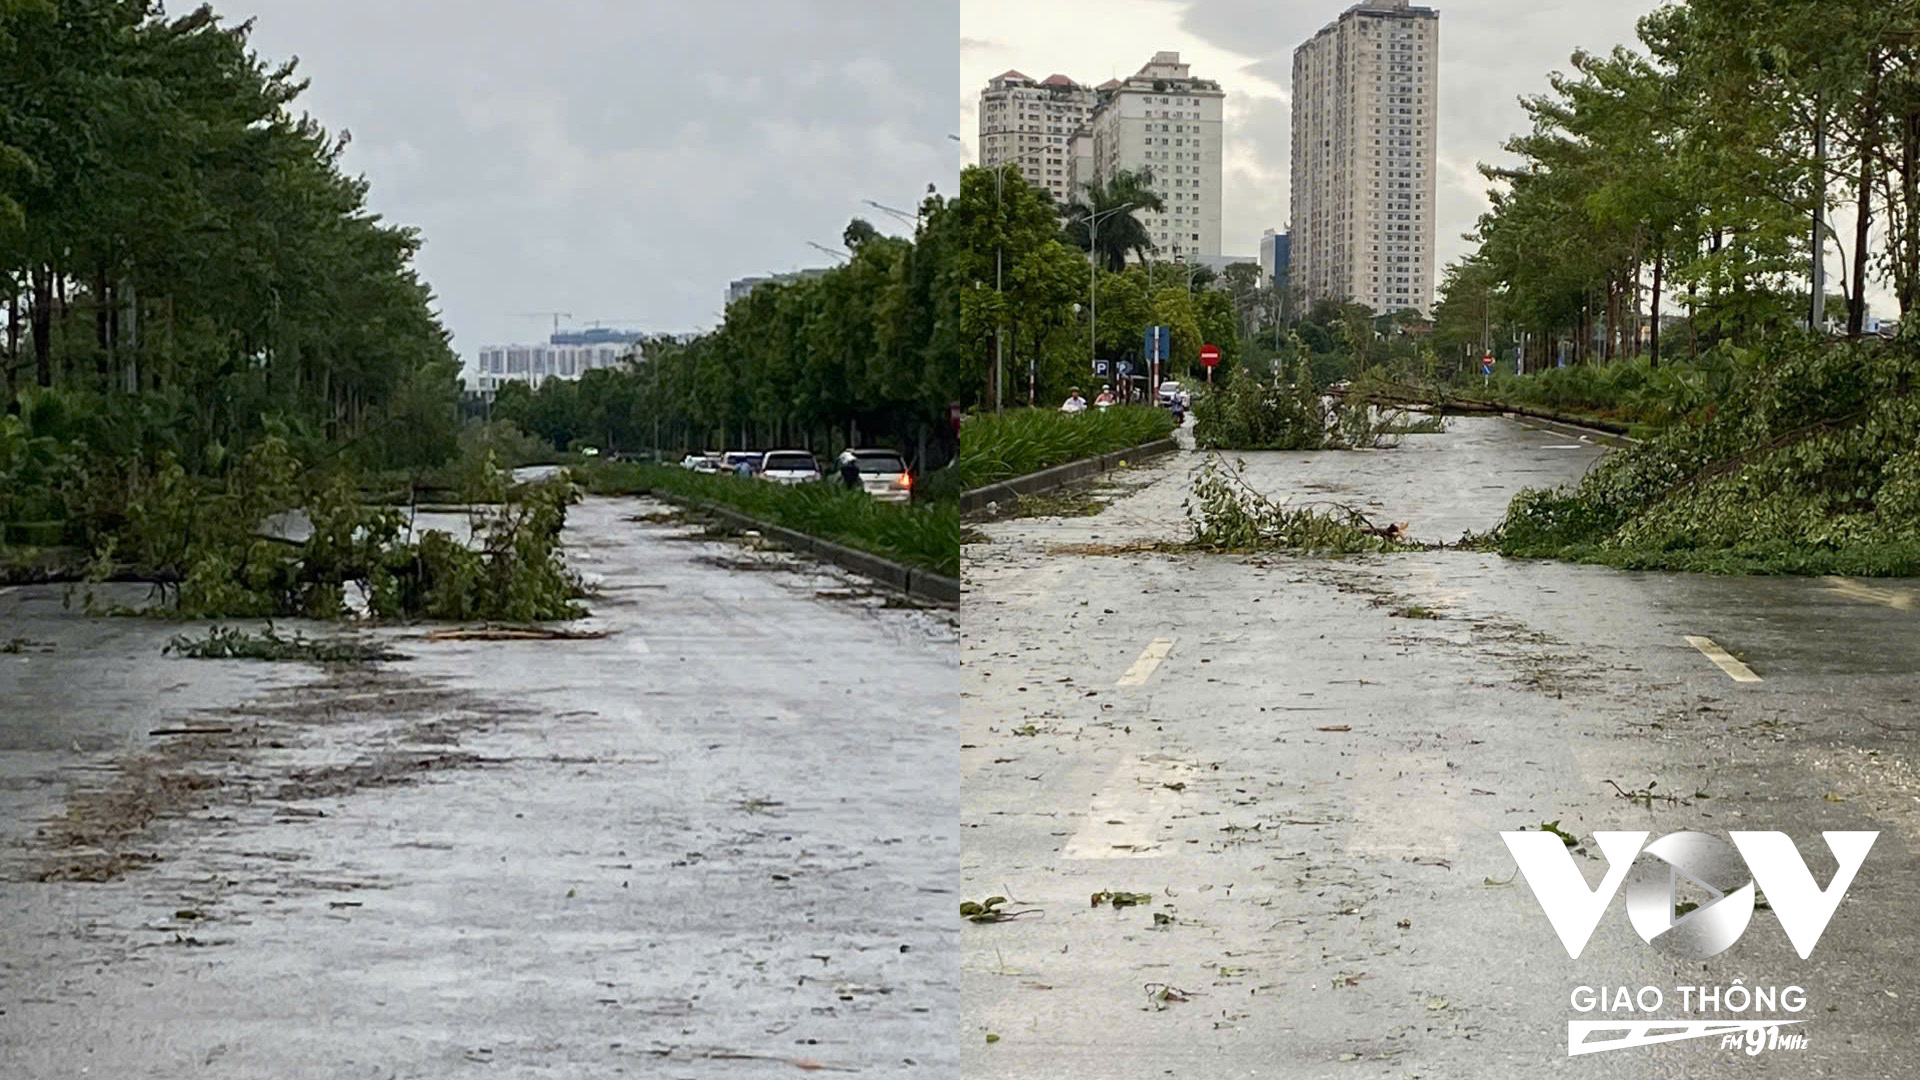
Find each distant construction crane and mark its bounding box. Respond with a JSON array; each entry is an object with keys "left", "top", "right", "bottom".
[{"left": 512, "top": 311, "right": 574, "bottom": 335}]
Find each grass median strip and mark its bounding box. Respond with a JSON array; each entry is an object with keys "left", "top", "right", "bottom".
[
  {"left": 579, "top": 463, "right": 957, "bottom": 579},
  {"left": 953, "top": 406, "right": 1175, "bottom": 492}
]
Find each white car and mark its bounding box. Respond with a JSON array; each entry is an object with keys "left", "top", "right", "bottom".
[
  {"left": 759, "top": 450, "right": 821, "bottom": 485},
  {"left": 846, "top": 449, "right": 912, "bottom": 504},
  {"left": 682, "top": 453, "right": 724, "bottom": 474},
  {"left": 1158, "top": 380, "right": 1184, "bottom": 405},
  {"left": 722, "top": 451, "right": 761, "bottom": 475}
]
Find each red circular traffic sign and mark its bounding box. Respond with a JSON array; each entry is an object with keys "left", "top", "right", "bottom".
[{"left": 1200, "top": 344, "right": 1220, "bottom": 367}]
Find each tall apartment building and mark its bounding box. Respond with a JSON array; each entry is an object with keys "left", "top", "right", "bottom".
[
  {"left": 1082, "top": 52, "right": 1225, "bottom": 261},
  {"left": 1067, "top": 131, "right": 1094, "bottom": 203},
  {"left": 1261, "top": 229, "right": 1292, "bottom": 289},
  {"left": 1290, "top": 0, "right": 1439, "bottom": 315},
  {"left": 977, "top": 70, "right": 1097, "bottom": 206}
]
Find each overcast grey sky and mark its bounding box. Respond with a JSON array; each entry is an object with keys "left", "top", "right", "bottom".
[{"left": 228, "top": 0, "right": 958, "bottom": 366}]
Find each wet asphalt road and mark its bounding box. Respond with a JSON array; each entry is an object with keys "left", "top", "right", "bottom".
[
  {"left": 0, "top": 496, "right": 957, "bottom": 1078},
  {"left": 959, "top": 416, "right": 1920, "bottom": 1078}
]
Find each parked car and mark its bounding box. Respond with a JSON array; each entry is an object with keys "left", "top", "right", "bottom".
[
  {"left": 682, "top": 453, "right": 723, "bottom": 474},
  {"left": 1158, "top": 380, "right": 1184, "bottom": 405},
  {"left": 759, "top": 450, "right": 821, "bottom": 485},
  {"left": 847, "top": 448, "right": 912, "bottom": 504},
  {"left": 722, "top": 451, "right": 761, "bottom": 475}
]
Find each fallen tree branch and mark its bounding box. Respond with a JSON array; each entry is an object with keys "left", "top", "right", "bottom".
[{"left": 421, "top": 626, "right": 611, "bottom": 642}]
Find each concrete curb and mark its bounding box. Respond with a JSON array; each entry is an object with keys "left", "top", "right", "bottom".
[
  {"left": 1502, "top": 412, "right": 1641, "bottom": 449},
  {"left": 645, "top": 491, "right": 960, "bottom": 609},
  {"left": 959, "top": 436, "right": 1181, "bottom": 514}
]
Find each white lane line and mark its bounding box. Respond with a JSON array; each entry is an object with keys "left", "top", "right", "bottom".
[
  {"left": 1822, "top": 576, "right": 1915, "bottom": 611},
  {"left": 1685, "top": 636, "right": 1762, "bottom": 682},
  {"left": 1117, "top": 637, "right": 1176, "bottom": 687},
  {"left": 1061, "top": 756, "right": 1193, "bottom": 860}
]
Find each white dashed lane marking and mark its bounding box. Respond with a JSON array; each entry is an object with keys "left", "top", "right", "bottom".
[
  {"left": 1116, "top": 637, "right": 1176, "bottom": 687},
  {"left": 1685, "top": 635, "right": 1762, "bottom": 682},
  {"left": 1061, "top": 756, "right": 1192, "bottom": 860},
  {"left": 1822, "top": 576, "right": 1915, "bottom": 611}
]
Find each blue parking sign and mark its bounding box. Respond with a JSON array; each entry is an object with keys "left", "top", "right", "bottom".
[{"left": 1143, "top": 325, "right": 1169, "bottom": 362}]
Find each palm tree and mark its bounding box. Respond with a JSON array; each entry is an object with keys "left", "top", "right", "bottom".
[{"left": 1063, "top": 169, "right": 1165, "bottom": 273}]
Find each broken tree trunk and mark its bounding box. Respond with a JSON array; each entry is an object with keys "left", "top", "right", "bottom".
[{"left": 1851, "top": 46, "right": 1884, "bottom": 337}]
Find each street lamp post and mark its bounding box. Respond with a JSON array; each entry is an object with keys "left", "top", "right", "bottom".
[
  {"left": 1086, "top": 202, "right": 1136, "bottom": 383},
  {"left": 863, "top": 198, "right": 920, "bottom": 231}
]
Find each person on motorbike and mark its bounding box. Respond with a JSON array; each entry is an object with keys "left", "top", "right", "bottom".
[
  {"left": 1061, "top": 387, "right": 1088, "bottom": 413},
  {"left": 1094, "top": 385, "right": 1116, "bottom": 408}
]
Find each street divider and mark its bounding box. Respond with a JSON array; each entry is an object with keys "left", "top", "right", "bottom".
[
  {"left": 577, "top": 460, "right": 957, "bottom": 606},
  {"left": 645, "top": 491, "right": 959, "bottom": 607},
  {"left": 1502, "top": 412, "right": 1641, "bottom": 449},
  {"left": 960, "top": 436, "right": 1180, "bottom": 514}
]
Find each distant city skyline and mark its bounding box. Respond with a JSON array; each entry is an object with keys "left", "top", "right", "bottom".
[{"left": 960, "top": 0, "right": 1664, "bottom": 295}]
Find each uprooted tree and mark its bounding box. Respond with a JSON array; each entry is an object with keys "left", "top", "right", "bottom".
[
  {"left": 1192, "top": 359, "right": 1422, "bottom": 452},
  {"left": 1484, "top": 337, "right": 1920, "bottom": 575}
]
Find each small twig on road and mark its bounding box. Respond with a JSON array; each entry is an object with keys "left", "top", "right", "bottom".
[
  {"left": 1144, "top": 982, "right": 1195, "bottom": 1010},
  {"left": 962, "top": 896, "right": 1044, "bottom": 923},
  {"left": 1604, "top": 778, "right": 1687, "bottom": 807}
]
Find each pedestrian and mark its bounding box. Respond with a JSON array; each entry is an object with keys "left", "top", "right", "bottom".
[
  {"left": 734, "top": 457, "right": 754, "bottom": 479},
  {"left": 838, "top": 450, "right": 863, "bottom": 491}
]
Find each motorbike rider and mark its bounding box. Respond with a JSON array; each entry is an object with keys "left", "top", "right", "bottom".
[{"left": 1061, "top": 387, "right": 1088, "bottom": 413}]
